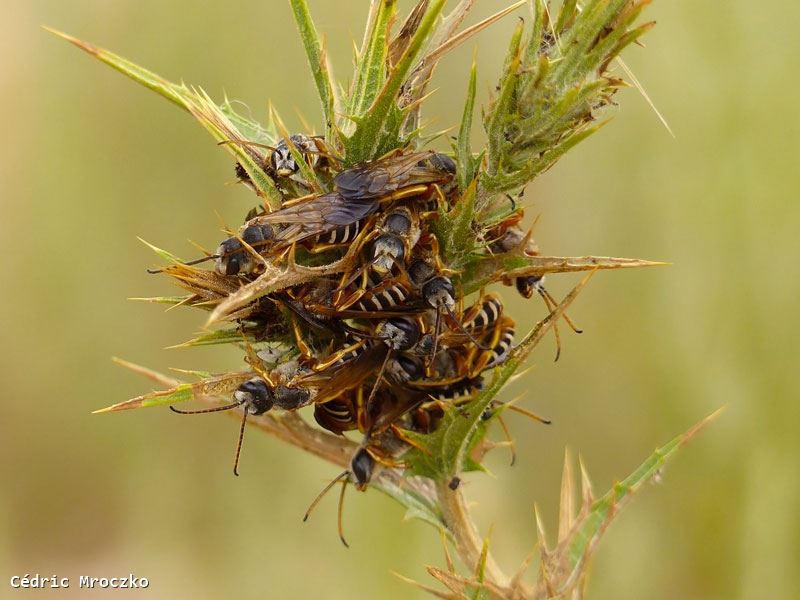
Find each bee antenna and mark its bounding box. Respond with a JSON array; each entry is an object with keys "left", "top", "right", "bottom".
[
  {"left": 496, "top": 414, "right": 517, "bottom": 467},
  {"left": 146, "top": 254, "right": 220, "bottom": 275},
  {"left": 303, "top": 470, "right": 350, "bottom": 535},
  {"left": 426, "top": 308, "right": 443, "bottom": 375},
  {"left": 337, "top": 476, "right": 350, "bottom": 548},
  {"left": 217, "top": 139, "right": 276, "bottom": 152},
  {"left": 445, "top": 305, "right": 491, "bottom": 351},
  {"left": 232, "top": 408, "right": 249, "bottom": 477},
  {"left": 182, "top": 254, "right": 221, "bottom": 267},
  {"left": 365, "top": 347, "right": 392, "bottom": 413},
  {"left": 169, "top": 399, "right": 245, "bottom": 414}
]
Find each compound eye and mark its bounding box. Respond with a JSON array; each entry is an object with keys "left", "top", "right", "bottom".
[
  {"left": 221, "top": 256, "right": 241, "bottom": 276},
  {"left": 219, "top": 237, "right": 243, "bottom": 254},
  {"left": 235, "top": 378, "right": 274, "bottom": 415},
  {"left": 259, "top": 224, "right": 275, "bottom": 240},
  {"left": 431, "top": 153, "right": 456, "bottom": 174},
  {"left": 242, "top": 226, "right": 262, "bottom": 244},
  {"left": 423, "top": 277, "right": 455, "bottom": 309},
  {"left": 351, "top": 448, "right": 374, "bottom": 488}
]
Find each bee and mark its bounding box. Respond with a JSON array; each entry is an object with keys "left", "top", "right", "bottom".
[
  {"left": 407, "top": 257, "right": 490, "bottom": 367},
  {"left": 313, "top": 389, "right": 360, "bottom": 436},
  {"left": 489, "top": 220, "right": 582, "bottom": 361},
  {"left": 207, "top": 151, "right": 454, "bottom": 277},
  {"left": 233, "top": 133, "right": 335, "bottom": 189},
  {"left": 270, "top": 134, "right": 331, "bottom": 179},
  {"left": 303, "top": 384, "right": 425, "bottom": 547},
  {"left": 328, "top": 205, "right": 424, "bottom": 310},
  {"left": 471, "top": 315, "right": 516, "bottom": 374},
  {"left": 333, "top": 151, "right": 455, "bottom": 201},
  {"left": 169, "top": 377, "right": 310, "bottom": 476}
]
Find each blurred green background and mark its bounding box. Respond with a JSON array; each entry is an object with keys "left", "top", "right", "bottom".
[{"left": 2, "top": 1, "right": 798, "bottom": 598}]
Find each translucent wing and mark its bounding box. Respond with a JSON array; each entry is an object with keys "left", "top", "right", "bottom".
[
  {"left": 248, "top": 192, "right": 379, "bottom": 244},
  {"left": 334, "top": 151, "right": 455, "bottom": 200}
]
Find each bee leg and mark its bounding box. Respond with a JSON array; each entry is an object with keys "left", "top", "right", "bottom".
[
  {"left": 505, "top": 403, "right": 552, "bottom": 425},
  {"left": 366, "top": 446, "right": 407, "bottom": 470},
  {"left": 312, "top": 339, "right": 367, "bottom": 372},
  {"left": 496, "top": 414, "right": 517, "bottom": 467},
  {"left": 335, "top": 269, "right": 373, "bottom": 310},
  {"left": 389, "top": 424, "right": 432, "bottom": 455},
  {"left": 290, "top": 315, "right": 313, "bottom": 360}
]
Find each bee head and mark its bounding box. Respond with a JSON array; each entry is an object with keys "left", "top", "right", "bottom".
[
  {"left": 371, "top": 234, "right": 405, "bottom": 275},
  {"left": 422, "top": 276, "right": 456, "bottom": 311},
  {"left": 234, "top": 378, "right": 275, "bottom": 415},
  {"left": 350, "top": 448, "right": 375, "bottom": 491},
  {"left": 376, "top": 318, "right": 421, "bottom": 351}
]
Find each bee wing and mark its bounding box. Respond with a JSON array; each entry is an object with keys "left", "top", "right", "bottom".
[
  {"left": 248, "top": 193, "right": 378, "bottom": 243},
  {"left": 293, "top": 345, "right": 389, "bottom": 404},
  {"left": 368, "top": 385, "right": 426, "bottom": 434},
  {"left": 334, "top": 152, "right": 454, "bottom": 200}
]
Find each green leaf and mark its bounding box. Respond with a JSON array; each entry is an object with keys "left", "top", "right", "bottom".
[
  {"left": 185, "top": 89, "right": 283, "bottom": 209},
  {"left": 344, "top": 0, "right": 446, "bottom": 163},
  {"left": 94, "top": 371, "right": 253, "bottom": 413},
  {"left": 437, "top": 178, "right": 478, "bottom": 269},
  {"left": 455, "top": 59, "right": 479, "bottom": 193},
  {"left": 372, "top": 475, "right": 446, "bottom": 530},
  {"left": 289, "top": 0, "right": 339, "bottom": 145},
  {"left": 347, "top": 0, "right": 396, "bottom": 119},
  {"left": 167, "top": 328, "right": 252, "bottom": 349},
  {"left": 138, "top": 237, "right": 184, "bottom": 264},
  {"left": 563, "top": 409, "right": 724, "bottom": 576},
  {"left": 484, "top": 18, "right": 524, "bottom": 177},
  {"left": 478, "top": 0, "right": 654, "bottom": 195}
]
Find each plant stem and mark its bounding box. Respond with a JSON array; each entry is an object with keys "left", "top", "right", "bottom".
[{"left": 435, "top": 479, "right": 511, "bottom": 590}]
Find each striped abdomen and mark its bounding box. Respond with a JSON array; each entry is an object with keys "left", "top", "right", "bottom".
[
  {"left": 353, "top": 281, "right": 410, "bottom": 312},
  {"left": 483, "top": 322, "right": 515, "bottom": 370},
  {"left": 313, "top": 397, "right": 357, "bottom": 435},
  {"left": 462, "top": 294, "right": 503, "bottom": 331},
  {"left": 316, "top": 220, "right": 363, "bottom": 245}
]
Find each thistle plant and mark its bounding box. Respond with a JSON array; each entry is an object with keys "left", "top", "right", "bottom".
[{"left": 50, "top": 1, "right": 717, "bottom": 598}]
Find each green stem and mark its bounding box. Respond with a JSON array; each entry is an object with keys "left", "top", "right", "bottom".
[{"left": 435, "top": 479, "right": 511, "bottom": 590}]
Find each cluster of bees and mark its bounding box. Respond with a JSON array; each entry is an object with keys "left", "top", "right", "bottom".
[{"left": 163, "top": 134, "right": 576, "bottom": 532}]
